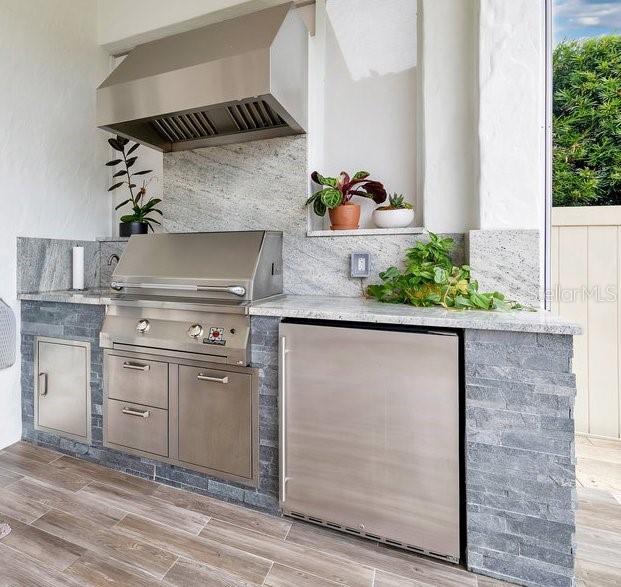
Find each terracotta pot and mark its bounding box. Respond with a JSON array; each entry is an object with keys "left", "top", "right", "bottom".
[{"left": 329, "top": 203, "right": 361, "bottom": 230}]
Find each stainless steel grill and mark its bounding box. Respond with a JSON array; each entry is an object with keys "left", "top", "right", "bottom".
[{"left": 100, "top": 231, "right": 283, "bottom": 366}]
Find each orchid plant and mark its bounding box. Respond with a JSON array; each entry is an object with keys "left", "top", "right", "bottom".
[
  {"left": 306, "top": 171, "right": 387, "bottom": 217},
  {"left": 106, "top": 135, "right": 162, "bottom": 231}
]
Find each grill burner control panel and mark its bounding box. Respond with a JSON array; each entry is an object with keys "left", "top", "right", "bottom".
[
  {"left": 134, "top": 319, "right": 231, "bottom": 347},
  {"left": 101, "top": 306, "right": 251, "bottom": 366}
]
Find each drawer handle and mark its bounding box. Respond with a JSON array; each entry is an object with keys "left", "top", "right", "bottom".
[
  {"left": 38, "top": 372, "right": 48, "bottom": 397},
  {"left": 123, "top": 362, "right": 150, "bottom": 372},
  {"left": 122, "top": 407, "right": 150, "bottom": 418},
  {"left": 197, "top": 374, "right": 229, "bottom": 384}
]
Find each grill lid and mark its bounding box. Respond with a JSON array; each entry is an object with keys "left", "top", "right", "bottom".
[
  {"left": 96, "top": 3, "right": 307, "bottom": 152},
  {"left": 111, "top": 231, "right": 283, "bottom": 303}
]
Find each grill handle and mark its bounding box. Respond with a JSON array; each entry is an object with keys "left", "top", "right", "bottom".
[
  {"left": 197, "top": 374, "right": 229, "bottom": 384},
  {"left": 122, "top": 407, "right": 150, "bottom": 418},
  {"left": 123, "top": 362, "right": 150, "bottom": 372},
  {"left": 110, "top": 282, "right": 246, "bottom": 297},
  {"left": 198, "top": 285, "right": 246, "bottom": 297}
]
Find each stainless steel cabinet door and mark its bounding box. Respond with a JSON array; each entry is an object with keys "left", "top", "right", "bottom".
[
  {"left": 178, "top": 365, "right": 253, "bottom": 479},
  {"left": 280, "top": 323, "right": 460, "bottom": 560},
  {"left": 36, "top": 339, "right": 90, "bottom": 441}
]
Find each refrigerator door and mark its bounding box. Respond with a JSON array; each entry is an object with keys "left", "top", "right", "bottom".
[{"left": 280, "top": 322, "right": 460, "bottom": 560}]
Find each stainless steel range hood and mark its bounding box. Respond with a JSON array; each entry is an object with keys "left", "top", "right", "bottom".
[{"left": 97, "top": 3, "right": 308, "bottom": 152}]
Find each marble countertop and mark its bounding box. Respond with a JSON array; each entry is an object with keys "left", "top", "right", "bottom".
[
  {"left": 18, "top": 291, "right": 581, "bottom": 335},
  {"left": 18, "top": 289, "right": 114, "bottom": 305},
  {"left": 249, "top": 295, "right": 582, "bottom": 335}
]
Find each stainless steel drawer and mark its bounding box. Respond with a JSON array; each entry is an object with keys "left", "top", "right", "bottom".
[
  {"left": 178, "top": 365, "right": 252, "bottom": 479},
  {"left": 106, "top": 399, "right": 168, "bottom": 457},
  {"left": 106, "top": 354, "right": 168, "bottom": 409}
]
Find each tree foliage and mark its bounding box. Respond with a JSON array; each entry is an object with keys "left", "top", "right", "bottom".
[{"left": 553, "top": 36, "right": 621, "bottom": 207}]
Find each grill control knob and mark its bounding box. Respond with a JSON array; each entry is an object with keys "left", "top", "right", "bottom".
[
  {"left": 187, "top": 324, "right": 204, "bottom": 339},
  {"left": 136, "top": 319, "right": 150, "bottom": 334}
]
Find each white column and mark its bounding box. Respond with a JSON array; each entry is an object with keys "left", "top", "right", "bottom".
[
  {"left": 419, "top": 0, "right": 480, "bottom": 233},
  {"left": 477, "top": 0, "right": 546, "bottom": 231}
]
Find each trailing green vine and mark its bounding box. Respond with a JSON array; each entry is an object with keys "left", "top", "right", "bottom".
[{"left": 366, "top": 233, "right": 524, "bottom": 311}]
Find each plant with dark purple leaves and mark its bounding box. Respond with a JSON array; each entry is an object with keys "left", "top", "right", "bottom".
[{"left": 305, "top": 171, "right": 387, "bottom": 217}]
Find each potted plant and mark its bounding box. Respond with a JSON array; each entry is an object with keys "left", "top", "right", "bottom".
[
  {"left": 306, "top": 171, "right": 387, "bottom": 230},
  {"left": 372, "top": 193, "right": 415, "bottom": 228},
  {"left": 106, "top": 135, "right": 162, "bottom": 237}
]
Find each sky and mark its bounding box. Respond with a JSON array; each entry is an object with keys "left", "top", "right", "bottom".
[{"left": 554, "top": 0, "right": 621, "bottom": 43}]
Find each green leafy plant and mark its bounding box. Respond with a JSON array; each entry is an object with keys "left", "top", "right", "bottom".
[
  {"left": 107, "top": 135, "right": 162, "bottom": 231},
  {"left": 553, "top": 36, "right": 621, "bottom": 206},
  {"left": 305, "top": 171, "right": 387, "bottom": 217},
  {"left": 366, "top": 233, "right": 523, "bottom": 311},
  {"left": 376, "top": 193, "right": 413, "bottom": 210}
]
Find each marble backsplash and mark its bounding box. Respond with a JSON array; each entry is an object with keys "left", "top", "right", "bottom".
[
  {"left": 163, "top": 136, "right": 464, "bottom": 296},
  {"left": 99, "top": 238, "right": 128, "bottom": 288},
  {"left": 468, "top": 229, "right": 541, "bottom": 307},
  {"left": 18, "top": 137, "right": 465, "bottom": 297},
  {"left": 17, "top": 237, "right": 100, "bottom": 293}
]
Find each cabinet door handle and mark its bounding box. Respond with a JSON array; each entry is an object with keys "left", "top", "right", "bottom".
[
  {"left": 123, "top": 362, "right": 150, "bottom": 372},
  {"left": 38, "top": 372, "right": 48, "bottom": 397},
  {"left": 197, "top": 374, "right": 229, "bottom": 384},
  {"left": 122, "top": 407, "right": 150, "bottom": 418}
]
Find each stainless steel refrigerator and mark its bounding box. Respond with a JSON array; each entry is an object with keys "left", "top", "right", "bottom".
[{"left": 279, "top": 321, "right": 462, "bottom": 562}]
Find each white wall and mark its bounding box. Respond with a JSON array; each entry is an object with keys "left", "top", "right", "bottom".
[
  {"left": 0, "top": 0, "right": 110, "bottom": 448},
  {"left": 418, "top": 0, "right": 480, "bottom": 233},
  {"left": 478, "top": 0, "right": 546, "bottom": 231},
  {"left": 98, "top": 0, "right": 304, "bottom": 54},
  {"left": 309, "top": 0, "right": 418, "bottom": 229},
  {"left": 97, "top": 0, "right": 547, "bottom": 236}
]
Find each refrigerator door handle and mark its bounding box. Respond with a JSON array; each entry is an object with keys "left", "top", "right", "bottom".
[{"left": 280, "top": 335, "right": 290, "bottom": 502}]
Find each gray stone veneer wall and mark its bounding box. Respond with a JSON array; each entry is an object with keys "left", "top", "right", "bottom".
[
  {"left": 21, "top": 301, "right": 577, "bottom": 586},
  {"left": 464, "top": 329, "right": 576, "bottom": 587},
  {"left": 21, "top": 301, "right": 280, "bottom": 512}
]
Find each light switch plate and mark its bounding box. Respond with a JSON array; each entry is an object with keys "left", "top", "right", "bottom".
[{"left": 351, "top": 252, "right": 371, "bottom": 278}]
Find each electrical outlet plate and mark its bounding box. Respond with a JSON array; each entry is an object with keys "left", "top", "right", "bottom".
[{"left": 351, "top": 252, "right": 371, "bottom": 278}]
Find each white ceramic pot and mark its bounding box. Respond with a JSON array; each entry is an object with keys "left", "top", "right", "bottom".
[{"left": 372, "top": 208, "right": 415, "bottom": 229}]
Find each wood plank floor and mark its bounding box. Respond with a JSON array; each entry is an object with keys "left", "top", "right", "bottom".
[
  {"left": 0, "top": 438, "right": 616, "bottom": 586},
  {"left": 575, "top": 435, "right": 621, "bottom": 587}
]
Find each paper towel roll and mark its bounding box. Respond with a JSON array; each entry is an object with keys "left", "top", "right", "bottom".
[{"left": 72, "top": 246, "right": 84, "bottom": 290}]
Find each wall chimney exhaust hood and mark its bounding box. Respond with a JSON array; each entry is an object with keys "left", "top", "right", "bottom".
[{"left": 96, "top": 3, "right": 308, "bottom": 152}]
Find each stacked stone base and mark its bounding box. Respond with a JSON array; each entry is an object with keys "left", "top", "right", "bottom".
[
  {"left": 20, "top": 302, "right": 578, "bottom": 586},
  {"left": 465, "top": 330, "right": 576, "bottom": 586},
  {"left": 21, "top": 301, "right": 280, "bottom": 512}
]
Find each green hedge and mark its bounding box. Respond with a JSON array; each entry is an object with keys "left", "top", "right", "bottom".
[{"left": 553, "top": 35, "right": 621, "bottom": 207}]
